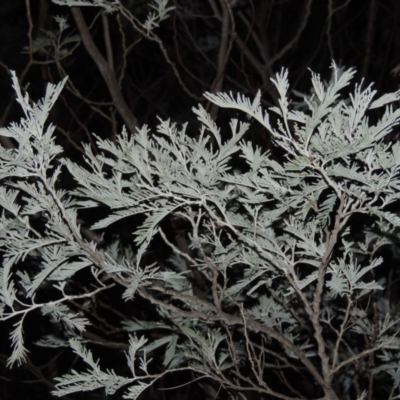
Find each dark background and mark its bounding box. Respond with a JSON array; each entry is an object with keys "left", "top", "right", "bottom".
[{"left": 1, "top": 0, "right": 400, "bottom": 150}]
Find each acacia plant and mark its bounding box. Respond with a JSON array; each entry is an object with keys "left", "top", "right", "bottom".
[{"left": 2, "top": 64, "right": 400, "bottom": 400}]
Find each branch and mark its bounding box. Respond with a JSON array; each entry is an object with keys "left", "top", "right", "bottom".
[
  {"left": 71, "top": 7, "right": 138, "bottom": 134},
  {"left": 265, "top": 0, "right": 313, "bottom": 70},
  {"left": 209, "top": 0, "right": 236, "bottom": 120}
]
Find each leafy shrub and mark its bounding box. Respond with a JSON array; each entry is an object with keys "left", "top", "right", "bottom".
[{"left": 2, "top": 63, "right": 400, "bottom": 400}]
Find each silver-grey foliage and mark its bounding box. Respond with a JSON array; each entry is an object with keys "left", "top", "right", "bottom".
[{"left": 2, "top": 63, "right": 400, "bottom": 400}]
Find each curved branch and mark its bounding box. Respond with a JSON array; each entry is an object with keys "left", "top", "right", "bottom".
[
  {"left": 265, "top": 0, "right": 313, "bottom": 70},
  {"left": 71, "top": 7, "right": 138, "bottom": 134}
]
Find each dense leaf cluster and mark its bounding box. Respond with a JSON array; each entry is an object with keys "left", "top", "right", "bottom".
[{"left": 2, "top": 59, "right": 400, "bottom": 400}]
